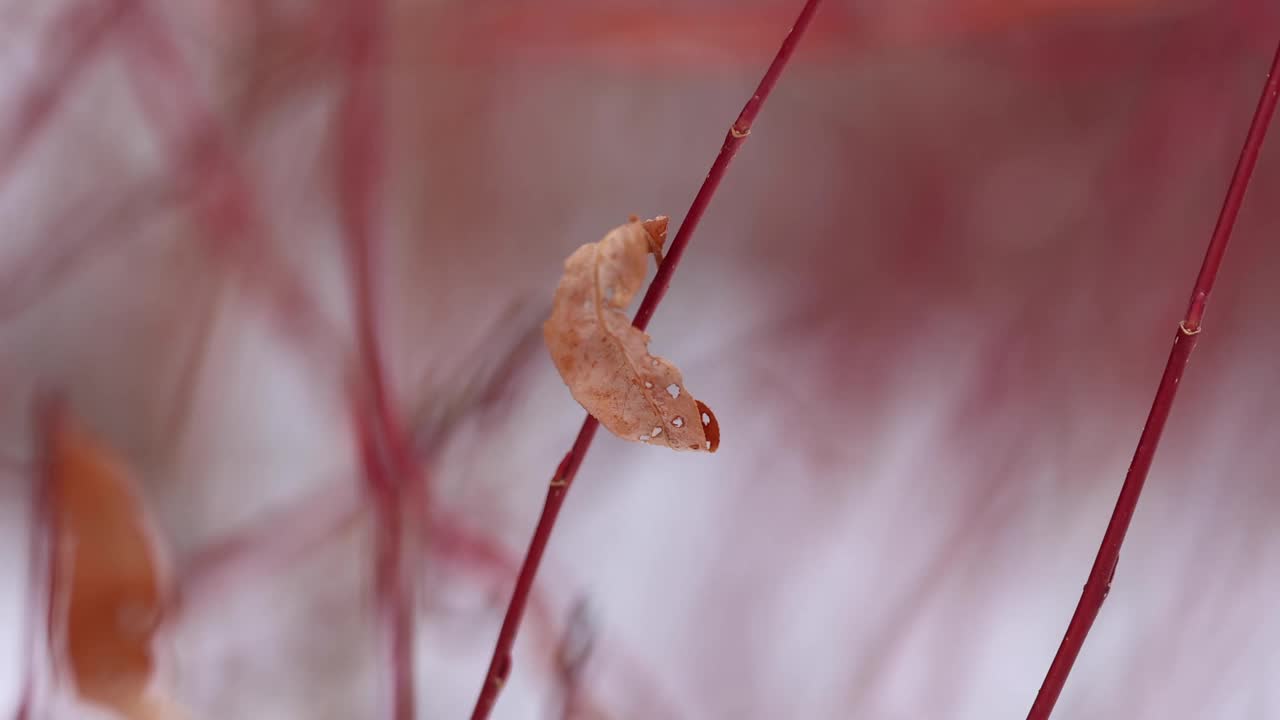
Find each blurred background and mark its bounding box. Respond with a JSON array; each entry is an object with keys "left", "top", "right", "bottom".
[{"left": 1, "top": 0, "right": 1279, "bottom": 718}]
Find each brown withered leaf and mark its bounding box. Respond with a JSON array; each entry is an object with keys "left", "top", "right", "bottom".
[
  {"left": 543, "top": 216, "right": 720, "bottom": 452},
  {"left": 47, "top": 415, "right": 184, "bottom": 719}
]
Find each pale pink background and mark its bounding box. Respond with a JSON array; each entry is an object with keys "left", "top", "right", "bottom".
[{"left": 1, "top": 1, "right": 1279, "bottom": 718}]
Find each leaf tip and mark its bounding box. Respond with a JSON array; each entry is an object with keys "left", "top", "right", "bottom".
[
  {"left": 640, "top": 216, "right": 669, "bottom": 263},
  {"left": 696, "top": 399, "right": 720, "bottom": 453}
]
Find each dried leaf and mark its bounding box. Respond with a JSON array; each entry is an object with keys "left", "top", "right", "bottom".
[
  {"left": 543, "top": 216, "right": 720, "bottom": 452},
  {"left": 47, "top": 415, "right": 181, "bottom": 719}
]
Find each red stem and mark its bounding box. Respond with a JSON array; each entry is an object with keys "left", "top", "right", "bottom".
[
  {"left": 1025, "top": 40, "right": 1280, "bottom": 720},
  {"left": 335, "top": 2, "right": 418, "bottom": 718},
  {"left": 118, "top": 7, "right": 348, "bottom": 354},
  {"left": 468, "top": 1, "right": 826, "bottom": 717},
  {"left": 172, "top": 478, "right": 364, "bottom": 619},
  {"left": 353, "top": 403, "right": 416, "bottom": 720},
  {"left": 632, "top": 0, "right": 825, "bottom": 332},
  {"left": 0, "top": 0, "right": 132, "bottom": 189}
]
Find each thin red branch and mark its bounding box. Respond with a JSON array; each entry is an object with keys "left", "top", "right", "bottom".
[
  {"left": 337, "top": 0, "right": 395, "bottom": 431},
  {"left": 353, "top": 399, "right": 416, "bottom": 720},
  {"left": 171, "top": 478, "right": 365, "bottom": 620},
  {"left": 468, "top": 419, "right": 598, "bottom": 720},
  {"left": 122, "top": 4, "right": 417, "bottom": 714},
  {"left": 468, "top": 1, "right": 827, "bottom": 717},
  {"left": 1183, "top": 52, "right": 1280, "bottom": 331},
  {"left": 335, "top": 2, "right": 418, "bottom": 718},
  {"left": 0, "top": 0, "right": 133, "bottom": 189},
  {"left": 118, "top": 7, "right": 349, "bottom": 356},
  {"left": 1025, "top": 40, "right": 1280, "bottom": 720},
  {"left": 0, "top": 175, "right": 170, "bottom": 327},
  {"left": 632, "top": 0, "right": 825, "bottom": 332}
]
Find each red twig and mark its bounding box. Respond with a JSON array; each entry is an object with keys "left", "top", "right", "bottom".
[
  {"left": 632, "top": 0, "right": 824, "bottom": 332},
  {"left": 0, "top": 0, "right": 132, "bottom": 189},
  {"left": 353, "top": 401, "right": 416, "bottom": 720},
  {"left": 1025, "top": 40, "right": 1280, "bottom": 720},
  {"left": 118, "top": 6, "right": 348, "bottom": 356},
  {"left": 124, "top": 3, "right": 416, "bottom": 714},
  {"left": 468, "top": 1, "right": 827, "bottom": 717},
  {"left": 335, "top": 2, "right": 418, "bottom": 718},
  {"left": 172, "top": 478, "right": 364, "bottom": 619}
]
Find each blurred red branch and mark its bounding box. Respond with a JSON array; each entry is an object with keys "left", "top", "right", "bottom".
[
  {"left": 0, "top": 0, "right": 133, "bottom": 188},
  {"left": 171, "top": 478, "right": 365, "bottom": 620},
  {"left": 467, "top": 1, "right": 828, "bottom": 717},
  {"left": 0, "top": 0, "right": 153, "bottom": 329},
  {"left": 1025, "top": 38, "right": 1280, "bottom": 719},
  {"left": 118, "top": 6, "right": 346, "bottom": 353},
  {"left": 335, "top": 1, "right": 419, "bottom": 718},
  {"left": 124, "top": 2, "right": 420, "bottom": 715}
]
